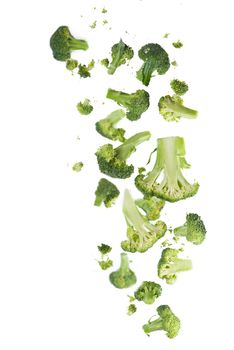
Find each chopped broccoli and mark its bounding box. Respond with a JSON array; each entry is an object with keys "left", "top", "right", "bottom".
[
  {"left": 72, "top": 162, "right": 83, "bottom": 172},
  {"left": 158, "top": 248, "right": 192, "bottom": 284},
  {"left": 109, "top": 253, "right": 137, "bottom": 288},
  {"left": 174, "top": 213, "right": 206, "bottom": 245},
  {"left": 50, "top": 26, "right": 88, "bottom": 61},
  {"left": 158, "top": 95, "right": 198, "bottom": 122},
  {"left": 98, "top": 243, "right": 112, "bottom": 255},
  {"left": 66, "top": 59, "right": 78, "bottom": 71},
  {"left": 106, "top": 88, "right": 150, "bottom": 121},
  {"left": 128, "top": 304, "right": 137, "bottom": 315},
  {"left": 170, "top": 79, "right": 189, "bottom": 96},
  {"left": 171, "top": 60, "right": 178, "bottom": 67},
  {"left": 101, "top": 58, "right": 109, "bottom": 68},
  {"left": 136, "top": 43, "right": 170, "bottom": 86},
  {"left": 98, "top": 259, "right": 113, "bottom": 270},
  {"left": 97, "top": 243, "right": 113, "bottom": 270},
  {"left": 135, "top": 196, "right": 165, "bottom": 221},
  {"left": 121, "top": 190, "right": 167, "bottom": 253},
  {"left": 90, "top": 21, "right": 97, "bottom": 29},
  {"left": 94, "top": 178, "right": 120, "bottom": 208},
  {"left": 78, "top": 59, "right": 95, "bottom": 78},
  {"left": 95, "top": 109, "right": 126, "bottom": 142},
  {"left": 107, "top": 39, "right": 134, "bottom": 75},
  {"left": 173, "top": 40, "right": 183, "bottom": 48},
  {"left": 95, "top": 131, "right": 151, "bottom": 179},
  {"left": 143, "top": 305, "right": 180, "bottom": 338},
  {"left": 134, "top": 281, "right": 162, "bottom": 304},
  {"left": 135, "top": 136, "right": 199, "bottom": 202},
  {"left": 76, "top": 99, "right": 93, "bottom": 115},
  {"left": 163, "top": 33, "right": 170, "bottom": 38}
]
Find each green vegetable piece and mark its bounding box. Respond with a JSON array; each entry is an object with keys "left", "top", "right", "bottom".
[
  {"left": 76, "top": 99, "right": 93, "bottom": 115},
  {"left": 128, "top": 304, "right": 137, "bottom": 316},
  {"left": 98, "top": 243, "right": 112, "bottom": 255},
  {"left": 170, "top": 79, "right": 189, "bottom": 96},
  {"left": 78, "top": 59, "right": 95, "bottom": 78},
  {"left": 98, "top": 258, "right": 113, "bottom": 270},
  {"left": 135, "top": 196, "right": 165, "bottom": 221},
  {"left": 72, "top": 162, "right": 83, "bottom": 172},
  {"left": 101, "top": 58, "right": 109, "bottom": 68},
  {"left": 163, "top": 33, "right": 170, "bottom": 38},
  {"left": 66, "top": 59, "right": 78, "bottom": 71},
  {"left": 109, "top": 253, "right": 137, "bottom": 289},
  {"left": 134, "top": 281, "right": 162, "bottom": 304},
  {"left": 107, "top": 39, "right": 134, "bottom": 75},
  {"left": 158, "top": 95, "right": 198, "bottom": 122},
  {"left": 94, "top": 178, "right": 120, "bottom": 208},
  {"left": 95, "top": 109, "right": 126, "bottom": 142},
  {"left": 174, "top": 213, "right": 206, "bottom": 245},
  {"left": 171, "top": 60, "right": 178, "bottom": 67},
  {"left": 173, "top": 40, "right": 183, "bottom": 48}
]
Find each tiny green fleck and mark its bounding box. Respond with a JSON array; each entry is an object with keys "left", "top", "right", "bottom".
[
  {"left": 103, "top": 20, "right": 108, "bottom": 25},
  {"left": 171, "top": 60, "right": 178, "bottom": 67},
  {"left": 72, "top": 162, "right": 83, "bottom": 172},
  {"left": 173, "top": 40, "right": 183, "bottom": 48},
  {"left": 90, "top": 20, "right": 97, "bottom": 29}
]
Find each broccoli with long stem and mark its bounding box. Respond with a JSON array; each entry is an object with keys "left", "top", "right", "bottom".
[
  {"left": 134, "top": 281, "right": 162, "bottom": 304},
  {"left": 94, "top": 178, "right": 120, "bottom": 208},
  {"left": 107, "top": 39, "right": 134, "bottom": 75},
  {"left": 97, "top": 243, "right": 113, "bottom": 270},
  {"left": 158, "top": 95, "right": 198, "bottom": 122},
  {"left": 174, "top": 213, "right": 206, "bottom": 244},
  {"left": 66, "top": 59, "right": 78, "bottom": 71},
  {"left": 109, "top": 253, "right": 137, "bottom": 288},
  {"left": 95, "top": 109, "right": 126, "bottom": 142}
]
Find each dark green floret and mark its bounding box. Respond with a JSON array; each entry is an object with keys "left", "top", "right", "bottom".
[
  {"left": 134, "top": 281, "right": 162, "bottom": 304},
  {"left": 135, "top": 196, "right": 165, "bottom": 221},
  {"left": 76, "top": 99, "right": 93, "bottom": 115},
  {"left": 174, "top": 213, "right": 206, "bottom": 244},
  {"left": 101, "top": 58, "right": 109, "bottom": 68},
  {"left": 158, "top": 95, "right": 198, "bottom": 122},
  {"left": 170, "top": 79, "right": 189, "bottom": 96},
  {"left": 95, "top": 109, "right": 126, "bottom": 142},
  {"left": 66, "top": 59, "right": 78, "bottom": 71},
  {"left": 109, "top": 253, "right": 137, "bottom": 289},
  {"left": 98, "top": 243, "right": 112, "bottom": 255},
  {"left": 94, "top": 178, "right": 120, "bottom": 208},
  {"left": 97, "top": 243, "right": 113, "bottom": 270},
  {"left": 107, "top": 39, "right": 134, "bottom": 75}
]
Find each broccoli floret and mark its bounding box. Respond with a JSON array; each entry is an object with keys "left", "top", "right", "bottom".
[
  {"left": 143, "top": 305, "right": 180, "bottom": 338},
  {"left": 158, "top": 248, "right": 192, "bottom": 284},
  {"left": 127, "top": 304, "right": 137, "bottom": 315},
  {"left": 72, "top": 162, "right": 83, "bottom": 172},
  {"left": 98, "top": 243, "right": 112, "bottom": 255},
  {"left": 135, "top": 196, "right": 165, "bottom": 221},
  {"left": 121, "top": 190, "right": 167, "bottom": 253},
  {"left": 134, "top": 281, "right": 162, "bottom": 304},
  {"left": 78, "top": 59, "right": 95, "bottom": 78},
  {"left": 109, "top": 253, "right": 137, "bottom": 288},
  {"left": 136, "top": 43, "right": 170, "bottom": 86},
  {"left": 173, "top": 40, "right": 183, "bottom": 48},
  {"left": 96, "top": 131, "right": 151, "bottom": 179},
  {"left": 98, "top": 259, "right": 113, "bottom": 270},
  {"left": 106, "top": 88, "right": 150, "bottom": 121},
  {"left": 66, "top": 59, "right": 78, "bottom": 71},
  {"left": 97, "top": 243, "right": 113, "bottom": 270},
  {"left": 95, "top": 109, "right": 126, "bottom": 142},
  {"left": 170, "top": 79, "right": 188, "bottom": 96},
  {"left": 107, "top": 39, "right": 134, "bottom": 75},
  {"left": 90, "top": 21, "right": 97, "bottom": 29},
  {"left": 94, "top": 178, "right": 120, "bottom": 208},
  {"left": 50, "top": 26, "right": 88, "bottom": 61},
  {"left": 101, "top": 58, "right": 109, "bottom": 68},
  {"left": 174, "top": 213, "right": 206, "bottom": 245},
  {"left": 76, "top": 99, "right": 93, "bottom": 115},
  {"left": 135, "top": 136, "right": 199, "bottom": 202},
  {"left": 158, "top": 95, "right": 198, "bottom": 122}
]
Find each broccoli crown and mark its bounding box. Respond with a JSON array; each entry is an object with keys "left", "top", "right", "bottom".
[
  {"left": 158, "top": 248, "right": 192, "bottom": 284},
  {"left": 135, "top": 136, "right": 199, "bottom": 202},
  {"left": 107, "top": 39, "right": 134, "bottom": 75},
  {"left": 101, "top": 58, "right": 109, "bottom": 68},
  {"left": 66, "top": 59, "right": 78, "bottom": 71},
  {"left": 106, "top": 89, "right": 150, "bottom": 121},
  {"left": 94, "top": 178, "right": 120, "bottom": 207},
  {"left": 78, "top": 60, "right": 95, "bottom": 78},
  {"left": 136, "top": 43, "right": 170, "bottom": 86},
  {"left": 170, "top": 79, "right": 189, "bottom": 96},
  {"left": 134, "top": 281, "right": 162, "bottom": 304},
  {"left": 121, "top": 190, "right": 167, "bottom": 253},
  {"left": 95, "top": 109, "right": 126, "bottom": 142},
  {"left": 143, "top": 305, "right": 180, "bottom": 338},
  {"left": 95, "top": 131, "right": 151, "bottom": 179},
  {"left": 109, "top": 253, "right": 137, "bottom": 289},
  {"left": 173, "top": 40, "right": 183, "bottom": 48},
  {"left": 50, "top": 26, "right": 88, "bottom": 61},
  {"left": 158, "top": 95, "right": 198, "bottom": 122},
  {"left": 174, "top": 213, "right": 206, "bottom": 245},
  {"left": 127, "top": 303, "right": 137, "bottom": 315},
  {"left": 76, "top": 99, "right": 93, "bottom": 115},
  {"left": 98, "top": 243, "right": 112, "bottom": 255},
  {"left": 135, "top": 196, "right": 165, "bottom": 221}
]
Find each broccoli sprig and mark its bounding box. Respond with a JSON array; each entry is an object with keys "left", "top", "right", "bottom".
[
  {"left": 66, "top": 59, "right": 78, "bottom": 71},
  {"left": 170, "top": 79, "right": 188, "bottom": 96},
  {"left": 136, "top": 43, "right": 170, "bottom": 86},
  {"left": 135, "top": 136, "right": 199, "bottom": 202},
  {"left": 134, "top": 281, "right": 162, "bottom": 304},
  {"left": 107, "top": 39, "right": 134, "bottom": 75},
  {"left": 95, "top": 109, "right": 126, "bottom": 142},
  {"left": 78, "top": 59, "right": 95, "bottom": 78},
  {"left": 127, "top": 304, "right": 137, "bottom": 316},
  {"left": 97, "top": 243, "right": 113, "bottom": 270},
  {"left": 76, "top": 99, "right": 93, "bottom": 115},
  {"left": 174, "top": 213, "right": 206, "bottom": 245},
  {"left": 158, "top": 95, "right": 198, "bottom": 122},
  {"left": 135, "top": 196, "right": 165, "bottom": 221},
  {"left": 94, "top": 178, "right": 120, "bottom": 208},
  {"left": 109, "top": 253, "right": 137, "bottom": 288},
  {"left": 50, "top": 26, "right": 88, "bottom": 61},
  {"left": 158, "top": 248, "right": 192, "bottom": 284},
  {"left": 143, "top": 305, "right": 180, "bottom": 338},
  {"left": 106, "top": 89, "right": 150, "bottom": 121},
  {"left": 96, "top": 131, "right": 151, "bottom": 179},
  {"left": 121, "top": 190, "right": 167, "bottom": 253}
]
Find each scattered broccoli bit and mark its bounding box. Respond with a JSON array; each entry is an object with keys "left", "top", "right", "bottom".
[
  {"left": 138, "top": 167, "right": 146, "bottom": 174},
  {"left": 109, "top": 253, "right": 137, "bottom": 289},
  {"left": 106, "top": 88, "right": 150, "bottom": 121},
  {"left": 174, "top": 213, "right": 206, "bottom": 245},
  {"left": 78, "top": 59, "right": 95, "bottom": 78},
  {"left": 163, "top": 33, "right": 170, "bottom": 38},
  {"left": 98, "top": 259, "right": 113, "bottom": 270},
  {"left": 95, "top": 131, "right": 151, "bottom": 179},
  {"left": 135, "top": 196, "right": 165, "bottom": 221},
  {"left": 171, "top": 60, "right": 178, "bottom": 67},
  {"left": 173, "top": 40, "right": 183, "bottom": 48},
  {"left": 158, "top": 95, "right": 198, "bottom": 122},
  {"left": 95, "top": 109, "right": 126, "bottom": 142},
  {"left": 158, "top": 248, "right": 192, "bottom": 284},
  {"left": 94, "top": 178, "right": 120, "bottom": 208},
  {"left": 128, "top": 295, "right": 136, "bottom": 302},
  {"left": 135, "top": 136, "right": 199, "bottom": 202},
  {"left": 66, "top": 59, "right": 78, "bottom": 71},
  {"left": 170, "top": 79, "right": 189, "bottom": 96},
  {"left": 100, "top": 58, "right": 109, "bottom": 68},
  {"left": 97, "top": 243, "right": 113, "bottom": 270},
  {"left": 143, "top": 305, "right": 180, "bottom": 338},
  {"left": 102, "top": 7, "right": 107, "bottom": 13},
  {"left": 76, "top": 99, "right": 93, "bottom": 115},
  {"left": 134, "top": 281, "right": 162, "bottom": 304},
  {"left": 72, "top": 162, "right": 83, "bottom": 172},
  {"left": 103, "top": 20, "right": 108, "bottom": 25},
  {"left": 90, "top": 20, "right": 97, "bottom": 29},
  {"left": 136, "top": 43, "right": 170, "bottom": 86},
  {"left": 121, "top": 190, "right": 167, "bottom": 253},
  {"left": 107, "top": 39, "right": 134, "bottom": 75},
  {"left": 50, "top": 26, "right": 89, "bottom": 61},
  {"left": 128, "top": 304, "right": 137, "bottom": 316},
  {"left": 98, "top": 243, "right": 112, "bottom": 255}
]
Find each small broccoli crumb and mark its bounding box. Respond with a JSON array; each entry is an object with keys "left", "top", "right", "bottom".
[
  {"left": 90, "top": 20, "right": 97, "bottom": 29},
  {"left": 138, "top": 167, "right": 146, "bottom": 174},
  {"left": 72, "top": 162, "right": 83, "bottom": 172},
  {"left": 128, "top": 295, "right": 136, "bottom": 302},
  {"left": 78, "top": 60, "right": 95, "bottom": 78},
  {"left": 161, "top": 240, "right": 172, "bottom": 248},
  {"left": 98, "top": 243, "right": 112, "bottom": 255},
  {"left": 173, "top": 40, "right": 183, "bottom": 48},
  {"left": 66, "top": 59, "right": 78, "bottom": 71},
  {"left": 127, "top": 304, "right": 137, "bottom": 316},
  {"left": 100, "top": 58, "right": 109, "bottom": 68},
  {"left": 171, "top": 60, "right": 178, "bottom": 67},
  {"left": 76, "top": 99, "right": 93, "bottom": 115},
  {"left": 102, "top": 8, "right": 107, "bottom": 13},
  {"left": 170, "top": 79, "right": 189, "bottom": 96},
  {"left": 163, "top": 33, "right": 170, "bottom": 38}
]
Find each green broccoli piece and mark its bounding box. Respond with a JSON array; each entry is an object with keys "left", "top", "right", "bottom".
[
  {"left": 107, "top": 39, "right": 134, "bottom": 75},
  {"left": 134, "top": 281, "right": 162, "bottom": 304},
  {"left": 101, "top": 58, "right": 109, "bottom": 68},
  {"left": 135, "top": 196, "right": 165, "bottom": 221},
  {"left": 158, "top": 248, "right": 192, "bottom": 284},
  {"left": 66, "top": 59, "right": 78, "bottom": 71},
  {"left": 170, "top": 79, "right": 189, "bottom": 96},
  {"left": 109, "top": 253, "right": 137, "bottom": 288},
  {"left": 90, "top": 21, "right": 97, "bottom": 29},
  {"left": 143, "top": 305, "right": 180, "bottom": 338},
  {"left": 174, "top": 213, "right": 206, "bottom": 245},
  {"left": 121, "top": 190, "right": 167, "bottom": 253},
  {"left": 50, "top": 26, "right": 88, "bottom": 61},
  {"left": 136, "top": 43, "right": 170, "bottom": 86},
  {"left": 98, "top": 243, "right": 112, "bottom": 255},
  {"left": 127, "top": 304, "right": 137, "bottom": 316},
  {"left": 158, "top": 95, "right": 198, "bottom": 122},
  {"left": 98, "top": 259, "right": 113, "bottom": 270},
  {"left": 106, "top": 88, "right": 150, "bottom": 121},
  {"left": 171, "top": 60, "right": 178, "bottom": 67},
  {"left": 173, "top": 40, "right": 183, "bottom": 48},
  {"left": 135, "top": 136, "right": 199, "bottom": 202},
  {"left": 94, "top": 178, "right": 120, "bottom": 208},
  {"left": 76, "top": 99, "right": 93, "bottom": 115},
  {"left": 97, "top": 243, "right": 113, "bottom": 270},
  {"left": 72, "top": 162, "right": 83, "bottom": 172},
  {"left": 95, "top": 109, "right": 126, "bottom": 142},
  {"left": 78, "top": 59, "right": 95, "bottom": 78},
  {"left": 95, "top": 131, "right": 151, "bottom": 179}
]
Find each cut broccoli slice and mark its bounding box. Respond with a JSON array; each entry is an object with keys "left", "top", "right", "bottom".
[
  {"left": 135, "top": 196, "right": 165, "bottom": 221},
  {"left": 94, "top": 178, "right": 120, "bottom": 208},
  {"left": 174, "top": 213, "right": 206, "bottom": 244},
  {"left": 95, "top": 109, "right": 126, "bottom": 142},
  {"left": 158, "top": 95, "right": 198, "bottom": 122},
  {"left": 109, "top": 253, "right": 137, "bottom": 289},
  {"left": 107, "top": 39, "right": 134, "bottom": 75}
]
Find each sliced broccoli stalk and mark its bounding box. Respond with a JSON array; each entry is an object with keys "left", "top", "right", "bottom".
[
  {"left": 109, "top": 253, "right": 137, "bottom": 289},
  {"left": 107, "top": 39, "right": 134, "bottom": 75},
  {"left": 134, "top": 281, "right": 162, "bottom": 304},
  {"left": 135, "top": 136, "right": 199, "bottom": 202},
  {"left": 135, "top": 196, "right": 165, "bottom": 221},
  {"left": 94, "top": 178, "right": 120, "bottom": 208},
  {"left": 101, "top": 58, "right": 109, "bottom": 68},
  {"left": 95, "top": 109, "right": 126, "bottom": 142},
  {"left": 158, "top": 95, "right": 198, "bottom": 122},
  {"left": 170, "top": 79, "right": 189, "bottom": 96},
  {"left": 78, "top": 59, "right": 95, "bottom": 78},
  {"left": 174, "top": 213, "right": 206, "bottom": 245},
  {"left": 72, "top": 162, "right": 83, "bottom": 172},
  {"left": 76, "top": 99, "right": 93, "bottom": 115}
]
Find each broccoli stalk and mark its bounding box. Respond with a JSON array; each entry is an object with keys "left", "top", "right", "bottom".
[
  {"left": 108, "top": 39, "right": 134, "bottom": 75},
  {"left": 95, "top": 109, "right": 126, "bottom": 142},
  {"left": 94, "top": 178, "right": 120, "bottom": 208},
  {"left": 135, "top": 196, "right": 165, "bottom": 221},
  {"left": 158, "top": 95, "right": 198, "bottom": 122},
  {"left": 134, "top": 281, "right": 162, "bottom": 304},
  {"left": 97, "top": 243, "right": 113, "bottom": 270},
  {"left": 109, "top": 253, "right": 137, "bottom": 289},
  {"left": 174, "top": 213, "right": 206, "bottom": 244}
]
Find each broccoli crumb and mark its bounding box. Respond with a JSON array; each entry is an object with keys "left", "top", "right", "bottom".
[
  {"left": 90, "top": 20, "right": 97, "bottom": 29},
  {"left": 76, "top": 99, "right": 93, "bottom": 115},
  {"left": 127, "top": 304, "right": 137, "bottom": 316},
  {"left": 100, "top": 58, "right": 109, "bottom": 68},
  {"left": 171, "top": 60, "right": 178, "bottom": 67},
  {"left": 102, "top": 8, "right": 107, "bottom": 13},
  {"left": 103, "top": 20, "right": 108, "bottom": 25},
  {"left": 72, "top": 162, "right": 83, "bottom": 172},
  {"left": 163, "top": 33, "right": 170, "bottom": 38},
  {"left": 66, "top": 59, "right": 78, "bottom": 71},
  {"left": 173, "top": 40, "right": 183, "bottom": 48}
]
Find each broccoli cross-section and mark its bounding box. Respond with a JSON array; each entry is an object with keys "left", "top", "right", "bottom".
[
  {"left": 158, "top": 95, "right": 198, "bottom": 122},
  {"left": 107, "top": 39, "right": 134, "bottom": 75},
  {"left": 134, "top": 281, "right": 162, "bottom": 304},
  {"left": 109, "top": 253, "right": 137, "bottom": 288},
  {"left": 135, "top": 196, "right": 165, "bottom": 221},
  {"left": 174, "top": 213, "right": 206, "bottom": 245},
  {"left": 95, "top": 109, "right": 126, "bottom": 142},
  {"left": 94, "top": 178, "right": 120, "bottom": 208}
]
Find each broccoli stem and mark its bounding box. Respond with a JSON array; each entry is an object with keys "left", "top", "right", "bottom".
[
  {"left": 119, "top": 253, "right": 129, "bottom": 272},
  {"left": 108, "top": 41, "right": 125, "bottom": 75},
  {"left": 143, "top": 319, "right": 163, "bottom": 333},
  {"left": 106, "top": 89, "right": 130, "bottom": 105},
  {"left": 123, "top": 189, "right": 147, "bottom": 236},
  {"left": 116, "top": 132, "right": 151, "bottom": 161},
  {"left": 140, "top": 61, "right": 153, "bottom": 86},
  {"left": 144, "top": 293, "right": 155, "bottom": 305},
  {"left": 105, "top": 109, "right": 125, "bottom": 123},
  {"left": 169, "top": 259, "right": 192, "bottom": 273},
  {"left": 166, "top": 99, "right": 198, "bottom": 119},
  {"left": 69, "top": 38, "right": 89, "bottom": 51},
  {"left": 174, "top": 224, "right": 187, "bottom": 236},
  {"left": 94, "top": 195, "right": 104, "bottom": 206}
]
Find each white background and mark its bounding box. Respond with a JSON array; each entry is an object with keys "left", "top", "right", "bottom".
[{"left": 0, "top": 0, "right": 234, "bottom": 349}]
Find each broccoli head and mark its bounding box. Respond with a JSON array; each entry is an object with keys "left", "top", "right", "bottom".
[
  {"left": 136, "top": 43, "right": 170, "bottom": 86},
  {"left": 158, "top": 95, "right": 198, "bottom": 122},
  {"left": 106, "top": 88, "right": 150, "bottom": 121},
  {"left": 109, "top": 253, "right": 137, "bottom": 288},
  {"left": 97, "top": 243, "right": 113, "bottom": 270},
  {"left": 107, "top": 39, "right": 134, "bottom": 75},
  {"left": 76, "top": 99, "right": 93, "bottom": 115},
  {"left": 50, "top": 26, "right": 88, "bottom": 61},
  {"left": 94, "top": 178, "right": 120, "bottom": 208},
  {"left": 143, "top": 305, "right": 180, "bottom": 338},
  {"left": 174, "top": 213, "right": 206, "bottom": 245},
  {"left": 158, "top": 248, "right": 192, "bottom": 284},
  {"left": 135, "top": 136, "right": 199, "bottom": 202},
  {"left": 135, "top": 196, "right": 165, "bottom": 221},
  {"left": 95, "top": 109, "right": 126, "bottom": 142},
  {"left": 134, "top": 281, "right": 162, "bottom": 304},
  {"left": 170, "top": 79, "right": 188, "bottom": 96},
  {"left": 95, "top": 131, "right": 151, "bottom": 179},
  {"left": 173, "top": 40, "right": 183, "bottom": 48},
  {"left": 78, "top": 59, "right": 95, "bottom": 78}
]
